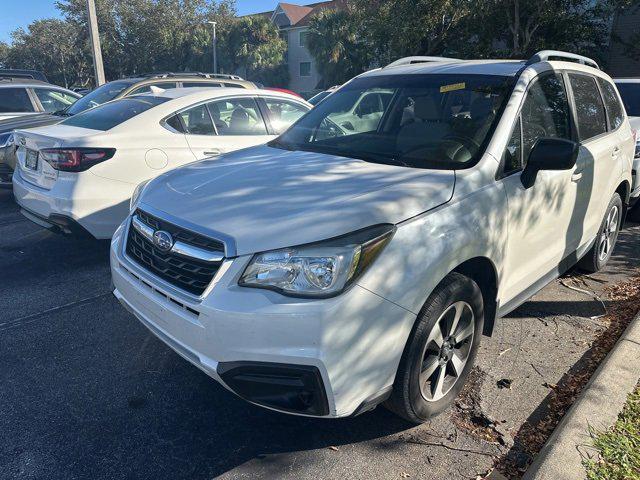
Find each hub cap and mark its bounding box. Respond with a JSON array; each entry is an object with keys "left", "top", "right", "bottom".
[
  {"left": 598, "top": 205, "right": 619, "bottom": 262},
  {"left": 419, "top": 301, "right": 475, "bottom": 402}
]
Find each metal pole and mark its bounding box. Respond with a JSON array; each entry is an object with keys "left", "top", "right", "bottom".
[
  {"left": 208, "top": 21, "right": 217, "bottom": 74},
  {"left": 86, "top": 0, "right": 105, "bottom": 86}
]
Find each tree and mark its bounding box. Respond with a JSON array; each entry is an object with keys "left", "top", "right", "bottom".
[
  {"left": 306, "top": 6, "right": 372, "bottom": 87},
  {"left": 222, "top": 15, "right": 288, "bottom": 86},
  {"left": 0, "top": 42, "right": 9, "bottom": 68}
]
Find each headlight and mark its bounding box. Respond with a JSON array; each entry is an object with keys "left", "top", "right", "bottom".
[
  {"left": 239, "top": 224, "right": 395, "bottom": 298},
  {"left": 0, "top": 132, "right": 13, "bottom": 148},
  {"left": 130, "top": 180, "right": 150, "bottom": 212}
]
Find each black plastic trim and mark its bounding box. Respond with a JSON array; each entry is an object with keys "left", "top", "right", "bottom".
[{"left": 217, "top": 361, "right": 330, "bottom": 416}]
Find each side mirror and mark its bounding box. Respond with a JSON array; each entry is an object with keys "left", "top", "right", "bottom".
[{"left": 521, "top": 137, "right": 578, "bottom": 188}]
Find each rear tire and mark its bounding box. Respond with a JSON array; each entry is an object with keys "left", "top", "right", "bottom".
[
  {"left": 578, "top": 193, "right": 622, "bottom": 273},
  {"left": 384, "top": 273, "right": 484, "bottom": 423}
]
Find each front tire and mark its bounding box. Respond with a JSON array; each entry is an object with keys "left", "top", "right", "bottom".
[
  {"left": 578, "top": 193, "right": 622, "bottom": 273},
  {"left": 385, "top": 273, "right": 484, "bottom": 423}
]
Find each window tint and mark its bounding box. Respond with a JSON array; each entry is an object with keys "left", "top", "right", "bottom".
[
  {"left": 300, "top": 62, "right": 311, "bottom": 77},
  {"left": 0, "top": 88, "right": 34, "bottom": 113},
  {"left": 568, "top": 74, "right": 607, "bottom": 141},
  {"left": 521, "top": 73, "right": 571, "bottom": 163},
  {"left": 33, "top": 88, "right": 77, "bottom": 112},
  {"left": 182, "top": 82, "right": 222, "bottom": 88},
  {"left": 66, "top": 79, "right": 137, "bottom": 115},
  {"left": 179, "top": 104, "right": 215, "bottom": 135},
  {"left": 129, "top": 82, "right": 177, "bottom": 95},
  {"left": 62, "top": 97, "right": 169, "bottom": 131},
  {"left": 504, "top": 117, "right": 522, "bottom": 173},
  {"left": 598, "top": 78, "right": 624, "bottom": 130},
  {"left": 616, "top": 82, "right": 640, "bottom": 117},
  {"left": 208, "top": 97, "right": 267, "bottom": 135},
  {"left": 264, "top": 99, "right": 309, "bottom": 134},
  {"left": 165, "top": 114, "right": 184, "bottom": 133}
]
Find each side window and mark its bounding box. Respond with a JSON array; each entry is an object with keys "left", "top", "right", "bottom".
[
  {"left": 182, "top": 82, "right": 222, "bottom": 88},
  {"left": 521, "top": 73, "right": 571, "bottom": 163},
  {"left": 164, "top": 114, "right": 184, "bottom": 133},
  {"left": 129, "top": 82, "right": 177, "bottom": 95},
  {"left": 207, "top": 97, "right": 267, "bottom": 136},
  {"left": 568, "top": 74, "right": 607, "bottom": 141},
  {"left": 264, "top": 99, "right": 309, "bottom": 134},
  {"left": 597, "top": 78, "right": 624, "bottom": 130},
  {"left": 503, "top": 117, "right": 522, "bottom": 174},
  {"left": 179, "top": 104, "right": 215, "bottom": 135},
  {"left": 0, "top": 88, "right": 34, "bottom": 113},
  {"left": 33, "top": 89, "right": 77, "bottom": 112}
]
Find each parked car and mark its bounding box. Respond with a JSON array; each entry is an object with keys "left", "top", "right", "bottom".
[
  {"left": 614, "top": 78, "right": 640, "bottom": 218},
  {"left": 110, "top": 51, "right": 634, "bottom": 422},
  {"left": 0, "top": 72, "right": 258, "bottom": 187},
  {"left": 12, "top": 88, "right": 310, "bottom": 239},
  {"left": 263, "top": 87, "right": 303, "bottom": 98},
  {"left": 0, "top": 78, "right": 80, "bottom": 121},
  {"left": 0, "top": 69, "right": 48, "bottom": 82}
]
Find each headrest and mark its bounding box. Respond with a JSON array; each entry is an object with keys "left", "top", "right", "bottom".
[{"left": 414, "top": 96, "right": 441, "bottom": 121}]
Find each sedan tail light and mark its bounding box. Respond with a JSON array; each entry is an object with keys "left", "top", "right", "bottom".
[{"left": 39, "top": 148, "right": 116, "bottom": 172}]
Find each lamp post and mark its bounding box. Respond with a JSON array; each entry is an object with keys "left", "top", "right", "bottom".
[{"left": 207, "top": 21, "right": 217, "bottom": 74}]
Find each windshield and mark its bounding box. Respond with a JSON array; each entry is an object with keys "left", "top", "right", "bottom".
[
  {"left": 272, "top": 74, "right": 513, "bottom": 169},
  {"left": 65, "top": 79, "right": 138, "bottom": 115},
  {"left": 61, "top": 96, "right": 169, "bottom": 131},
  {"left": 616, "top": 82, "right": 640, "bottom": 117}
]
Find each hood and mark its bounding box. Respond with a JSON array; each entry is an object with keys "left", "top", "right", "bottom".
[
  {"left": 140, "top": 145, "right": 455, "bottom": 256},
  {"left": 0, "top": 113, "right": 62, "bottom": 134}
]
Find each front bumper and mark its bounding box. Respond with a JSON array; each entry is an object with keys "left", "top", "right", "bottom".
[{"left": 110, "top": 218, "right": 416, "bottom": 417}]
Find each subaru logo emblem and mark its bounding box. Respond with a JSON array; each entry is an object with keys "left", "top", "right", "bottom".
[{"left": 153, "top": 230, "right": 174, "bottom": 252}]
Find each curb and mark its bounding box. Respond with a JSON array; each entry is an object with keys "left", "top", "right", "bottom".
[{"left": 522, "top": 311, "right": 640, "bottom": 480}]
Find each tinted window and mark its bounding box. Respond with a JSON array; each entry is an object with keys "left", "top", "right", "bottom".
[
  {"left": 180, "top": 104, "right": 215, "bottom": 135},
  {"left": 129, "top": 82, "right": 177, "bottom": 95},
  {"left": 503, "top": 117, "right": 522, "bottom": 173},
  {"left": 521, "top": 73, "right": 571, "bottom": 162},
  {"left": 264, "top": 99, "right": 309, "bottom": 134},
  {"left": 273, "top": 74, "right": 512, "bottom": 170},
  {"left": 33, "top": 88, "right": 78, "bottom": 112},
  {"left": 165, "top": 114, "right": 184, "bottom": 133},
  {"left": 0, "top": 88, "right": 33, "bottom": 113},
  {"left": 182, "top": 82, "right": 222, "bottom": 88},
  {"left": 616, "top": 82, "right": 640, "bottom": 117},
  {"left": 598, "top": 79, "right": 624, "bottom": 130},
  {"left": 569, "top": 74, "right": 607, "bottom": 141},
  {"left": 66, "top": 79, "right": 137, "bottom": 115},
  {"left": 208, "top": 97, "right": 267, "bottom": 135},
  {"left": 62, "top": 97, "right": 169, "bottom": 131}
]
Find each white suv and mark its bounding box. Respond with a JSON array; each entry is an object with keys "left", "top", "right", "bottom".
[{"left": 111, "top": 51, "right": 634, "bottom": 422}]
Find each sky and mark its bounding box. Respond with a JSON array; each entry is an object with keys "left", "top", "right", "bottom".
[{"left": 0, "top": 0, "right": 315, "bottom": 43}]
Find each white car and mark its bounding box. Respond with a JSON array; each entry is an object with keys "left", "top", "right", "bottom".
[
  {"left": 12, "top": 88, "right": 310, "bottom": 238},
  {"left": 111, "top": 51, "right": 634, "bottom": 422},
  {"left": 0, "top": 79, "right": 80, "bottom": 121},
  {"left": 614, "top": 78, "right": 640, "bottom": 215}
]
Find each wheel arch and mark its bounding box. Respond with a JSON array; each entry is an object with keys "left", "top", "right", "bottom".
[
  {"left": 452, "top": 257, "right": 499, "bottom": 336},
  {"left": 616, "top": 179, "right": 630, "bottom": 206}
]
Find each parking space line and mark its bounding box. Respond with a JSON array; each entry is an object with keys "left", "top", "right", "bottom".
[{"left": 0, "top": 291, "right": 112, "bottom": 331}]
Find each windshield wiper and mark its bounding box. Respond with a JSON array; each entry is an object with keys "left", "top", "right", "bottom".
[{"left": 53, "top": 110, "right": 72, "bottom": 117}]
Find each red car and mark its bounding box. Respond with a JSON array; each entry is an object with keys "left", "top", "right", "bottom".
[{"left": 262, "top": 87, "right": 303, "bottom": 98}]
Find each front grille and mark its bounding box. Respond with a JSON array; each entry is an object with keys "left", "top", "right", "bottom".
[{"left": 125, "top": 210, "right": 223, "bottom": 296}]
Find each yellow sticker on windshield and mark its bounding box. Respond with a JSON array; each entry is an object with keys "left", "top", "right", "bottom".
[{"left": 440, "top": 82, "right": 466, "bottom": 93}]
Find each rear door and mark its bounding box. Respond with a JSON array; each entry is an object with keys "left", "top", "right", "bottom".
[
  {"left": 566, "top": 73, "right": 620, "bottom": 246},
  {"left": 31, "top": 88, "right": 79, "bottom": 113},
  {"left": 258, "top": 96, "right": 310, "bottom": 135},
  {"left": 182, "top": 96, "right": 273, "bottom": 159}
]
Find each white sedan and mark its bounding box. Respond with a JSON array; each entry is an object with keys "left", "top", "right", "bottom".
[{"left": 12, "top": 88, "right": 310, "bottom": 239}]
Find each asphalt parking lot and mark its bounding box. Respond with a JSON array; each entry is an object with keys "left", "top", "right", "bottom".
[{"left": 1, "top": 187, "right": 639, "bottom": 480}]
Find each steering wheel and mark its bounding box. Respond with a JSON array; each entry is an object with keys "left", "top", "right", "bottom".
[{"left": 441, "top": 134, "right": 481, "bottom": 152}]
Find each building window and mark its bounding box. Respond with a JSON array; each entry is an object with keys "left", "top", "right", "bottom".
[
  {"left": 299, "top": 30, "right": 309, "bottom": 47},
  {"left": 299, "top": 62, "right": 312, "bottom": 77}
]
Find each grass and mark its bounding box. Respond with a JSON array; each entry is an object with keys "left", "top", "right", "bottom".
[{"left": 584, "top": 384, "right": 640, "bottom": 480}]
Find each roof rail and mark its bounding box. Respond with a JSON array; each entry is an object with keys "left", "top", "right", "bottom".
[
  {"left": 385, "top": 56, "right": 463, "bottom": 68},
  {"left": 137, "top": 72, "right": 245, "bottom": 80},
  {"left": 525, "top": 50, "right": 599, "bottom": 70}
]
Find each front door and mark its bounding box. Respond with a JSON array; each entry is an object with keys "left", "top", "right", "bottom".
[{"left": 500, "top": 72, "right": 581, "bottom": 304}]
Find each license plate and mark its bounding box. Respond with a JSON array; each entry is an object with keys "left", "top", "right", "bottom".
[{"left": 25, "top": 149, "right": 38, "bottom": 170}]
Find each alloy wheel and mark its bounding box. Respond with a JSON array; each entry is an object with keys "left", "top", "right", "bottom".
[
  {"left": 598, "top": 205, "right": 619, "bottom": 262},
  {"left": 419, "top": 301, "right": 475, "bottom": 402}
]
